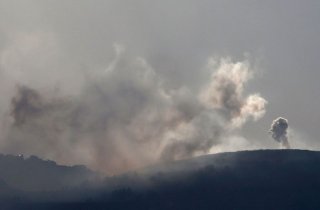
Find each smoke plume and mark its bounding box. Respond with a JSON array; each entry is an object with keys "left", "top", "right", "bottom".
[
  {"left": 269, "top": 117, "right": 290, "bottom": 149},
  {"left": 200, "top": 58, "right": 267, "bottom": 128},
  {"left": 0, "top": 46, "right": 267, "bottom": 174}
]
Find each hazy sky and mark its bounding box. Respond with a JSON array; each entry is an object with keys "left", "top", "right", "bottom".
[{"left": 0, "top": 0, "right": 319, "bottom": 172}]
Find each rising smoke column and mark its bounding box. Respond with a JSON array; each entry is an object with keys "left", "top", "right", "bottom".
[
  {"left": 161, "top": 58, "right": 268, "bottom": 160},
  {"left": 200, "top": 58, "right": 267, "bottom": 128},
  {"left": 269, "top": 117, "right": 290, "bottom": 149}
]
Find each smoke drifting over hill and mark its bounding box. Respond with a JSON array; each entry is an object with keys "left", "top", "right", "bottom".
[{"left": 0, "top": 44, "right": 267, "bottom": 174}]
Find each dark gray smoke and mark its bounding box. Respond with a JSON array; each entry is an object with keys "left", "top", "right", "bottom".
[
  {"left": 269, "top": 117, "right": 290, "bottom": 149},
  {"left": 11, "top": 86, "right": 43, "bottom": 126},
  {"left": 1, "top": 47, "right": 267, "bottom": 174}
]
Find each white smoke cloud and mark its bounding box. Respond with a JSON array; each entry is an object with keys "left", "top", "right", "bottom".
[
  {"left": 0, "top": 43, "right": 267, "bottom": 174},
  {"left": 200, "top": 58, "right": 267, "bottom": 128}
]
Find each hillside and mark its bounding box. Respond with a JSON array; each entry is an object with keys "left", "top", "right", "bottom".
[
  {"left": 83, "top": 149, "right": 320, "bottom": 209},
  {"left": 2, "top": 150, "right": 320, "bottom": 209},
  {"left": 0, "top": 154, "right": 98, "bottom": 192}
]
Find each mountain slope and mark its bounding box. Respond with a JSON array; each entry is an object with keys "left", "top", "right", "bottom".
[
  {"left": 141, "top": 149, "right": 320, "bottom": 175},
  {"left": 97, "top": 150, "right": 320, "bottom": 209},
  {"left": 0, "top": 154, "right": 98, "bottom": 192},
  {"left": 2, "top": 150, "right": 320, "bottom": 210}
]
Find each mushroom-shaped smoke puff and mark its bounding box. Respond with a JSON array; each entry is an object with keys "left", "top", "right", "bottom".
[{"left": 269, "top": 117, "right": 290, "bottom": 149}]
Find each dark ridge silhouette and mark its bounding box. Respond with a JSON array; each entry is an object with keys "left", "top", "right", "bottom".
[
  {"left": 0, "top": 154, "right": 98, "bottom": 192},
  {"left": 1, "top": 149, "right": 320, "bottom": 209}
]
